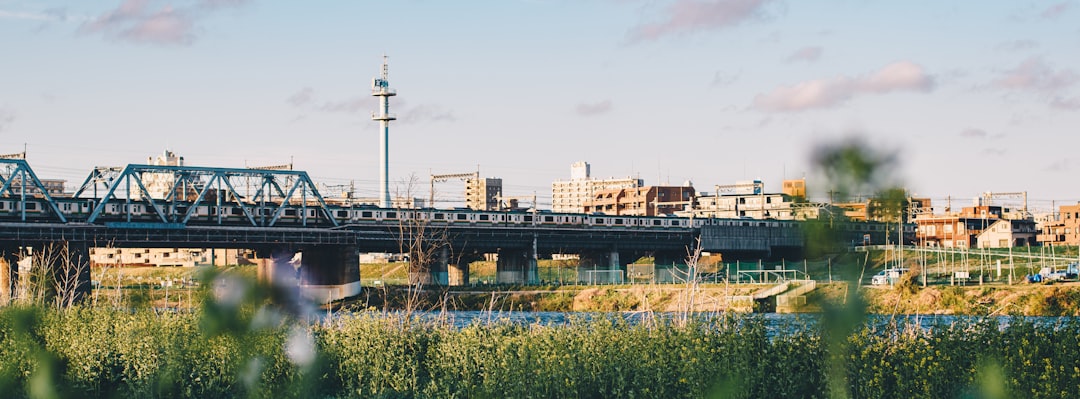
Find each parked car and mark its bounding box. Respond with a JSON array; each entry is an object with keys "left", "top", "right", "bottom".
[{"left": 871, "top": 268, "right": 909, "bottom": 286}]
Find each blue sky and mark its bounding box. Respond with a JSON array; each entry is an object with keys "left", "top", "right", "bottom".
[{"left": 2, "top": 0, "right": 1079, "bottom": 211}]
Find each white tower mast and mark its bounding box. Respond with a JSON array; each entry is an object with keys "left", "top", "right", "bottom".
[{"left": 371, "top": 55, "right": 396, "bottom": 208}]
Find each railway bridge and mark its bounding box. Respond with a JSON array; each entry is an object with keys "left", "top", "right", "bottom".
[{"left": 0, "top": 159, "right": 805, "bottom": 303}]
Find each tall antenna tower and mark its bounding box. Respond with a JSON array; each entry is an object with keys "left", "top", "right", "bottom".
[{"left": 371, "top": 55, "right": 397, "bottom": 208}]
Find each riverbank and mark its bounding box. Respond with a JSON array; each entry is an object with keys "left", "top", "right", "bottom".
[{"left": 344, "top": 281, "right": 1080, "bottom": 316}]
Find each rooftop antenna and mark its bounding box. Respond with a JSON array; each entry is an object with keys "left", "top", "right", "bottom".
[{"left": 371, "top": 55, "right": 397, "bottom": 208}]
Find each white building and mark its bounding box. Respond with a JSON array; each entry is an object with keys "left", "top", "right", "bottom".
[{"left": 551, "top": 161, "right": 642, "bottom": 214}]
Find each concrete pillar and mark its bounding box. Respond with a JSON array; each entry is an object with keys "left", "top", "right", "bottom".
[
  {"left": 653, "top": 250, "right": 689, "bottom": 284},
  {"left": 39, "top": 242, "right": 91, "bottom": 306},
  {"left": 298, "top": 245, "right": 361, "bottom": 303},
  {"left": 0, "top": 247, "right": 18, "bottom": 305},
  {"left": 448, "top": 256, "right": 470, "bottom": 287},
  {"left": 256, "top": 247, "right": 298, "bottom": 288},
  {"left": 496, "top": 248, "right": 537, "bottom": 285},
  {"left": 407, "top": 246, "right": 447, "bottom": 286}
]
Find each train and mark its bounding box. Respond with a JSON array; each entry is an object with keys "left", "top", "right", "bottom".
[{"left": 0, "top": 195, "right": 806, "bottom": 231}]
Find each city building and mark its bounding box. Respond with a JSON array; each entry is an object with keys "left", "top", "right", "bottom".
[
  {"left": 466, "top": 177, "right": 502, "bottom": 211},
  {"left": 5, "top": 178, "right": 66, "bottom": 197},
  {"left": 583, "top": 185, "right": 696, "bottom": 216},
  {"left": 915, "top": 204, "right": 1028, "bottom": 248},
  {"left": 976, "top": 219, "right": 1038, "bottom": 248},
  {"left": 1038, "top": 203, "right": 1080, "bottom": 246},
  {"left": 551, "top": 161, "right": 642, "bottom": 213},
  {"left": 782, "top": 178, "right": 806, "bottom": 198},
  {"left": 685, "top": 191, "right": 800, "bottom": 220}
]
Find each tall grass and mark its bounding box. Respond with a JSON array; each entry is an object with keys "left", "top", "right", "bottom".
[{"left": 3, "top": 305, "right": 1080, "bottom": 398}]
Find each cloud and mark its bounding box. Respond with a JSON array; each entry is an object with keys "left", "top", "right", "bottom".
[
  {"left": 401, "top": 104, "right": 456, "bottom": 123},
  {"left": 982, "top": 148, "right": 1007, "bottom": 156},
  {"left": 1041, "top": 2, "right": 1072, "bottom": 19},
  {"left": 0, "top": 108, "right": 14, "bottom": 133},
  {"left": 784, "top": 46, "right": 822, "bottom": 63},
  {"left": 996, "top": 39, "right": 1038, "bottom": 52},
  {"left": 575, "top": 100, "right": 613, "bottom": 116},
  {"left": 286, "top": 87, "right": 315, "bottom": 107},
  {"left": 753, "top": 61, "right": 934, "bottom": 112},
  {"left": 1051, "top": 96, "right": 1080, "bottom": 110},
  {"left": 960, "top": 128, "right": 987, "bottom": 139},
  {"left": 711, "top": 71, "right": 740, "bottom": 87},
  {"left": 317, "top": 97, "right": 375, "bottom": 113},
  {"left": 993, "top": 57, "right": 1078, "bottom": 93},
  {"left": 1045, "top": 158, "right": 1070, "bottom": 172},
  {"left": 80, "top": 0, "right": 248, "bottom": 45},
  {"left": 626, "top": 0, "right": 775, "bottom": 42}
]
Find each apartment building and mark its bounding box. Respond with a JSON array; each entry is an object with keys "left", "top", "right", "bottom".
[
  {"left": 1038, "top": 203, "right": 1080, "bottom": 246},
  {"left": 465, "top": 177, "right": 502, "bottom": 211},
  {"left": 551, "top": 161, "right": 642, "bottom": 213},
  {"left": 582, "top": 186, "right": 695, "bottom": 216}
]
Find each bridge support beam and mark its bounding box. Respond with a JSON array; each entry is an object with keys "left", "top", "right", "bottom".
[
  {"left": 256, "top": 247, "right": 300, "bottom": 291},
  {"left": 0, "top": 247, "right": 18, "bottom": 305},
  {"left": 653, "top": 250, "right": 690, "bottom": 284},
  {"left": 407, "top": 246, "right": 449, "bottom": 286},
  {"left": 448, "top": 250, "right": 484, "bottom": 287},
  {"left": 496, "top": 248, "right": 537, "bottom": 285},
  {"left": 298, "top": 245, "right": 361, "bottom": 304},
  {"left": 577, "top": 249, "right": 634, "bottom": 284}
]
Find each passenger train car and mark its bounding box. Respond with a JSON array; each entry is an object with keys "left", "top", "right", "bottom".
[{"left": 1, "top": 195, "right": 889, "bottom": 238}]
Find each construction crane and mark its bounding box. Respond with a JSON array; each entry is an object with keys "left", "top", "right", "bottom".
[{"left": 429, "top": 170, "right": 478, "bottom": 207}]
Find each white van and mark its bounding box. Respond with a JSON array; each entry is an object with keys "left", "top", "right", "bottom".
[{"left": 871, "top": 268, "right": 909, "bottom": 285}]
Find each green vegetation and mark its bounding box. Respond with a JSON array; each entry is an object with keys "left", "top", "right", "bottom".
[{"left": 4, "top": 303, "right": 1080, "bottom": 398}]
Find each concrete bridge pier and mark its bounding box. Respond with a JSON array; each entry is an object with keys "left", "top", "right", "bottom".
[
  {"left": 298, "top": 245, "right": 361, "bottom": 303},
  {"left": 256, "top": 247, "right": 300, "bottom": 288},
  {"left": 496, "top": 247, "right": 538, "bottom": 285},
  {"left": 653, "top": 250, "right": 691, "bottom": 283},
  {"left": 1, "top": 247, "right": 19, "bottom": 305},
  {"left": 448, "top": 250, "right": 484, "bottom": 287},
  {"left": 577, "top": 249, "right": 629, "bottom": 284},
  {"left": 407, "top": 245, "right": 449, "bottom": 286}
]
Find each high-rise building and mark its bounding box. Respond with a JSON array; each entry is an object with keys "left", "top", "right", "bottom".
[
  {"left": 551, "top": 161, "right": 642, "bottom": 213},
  {"left": 466, "top": 177, "right": 502, "bottom": 211}
]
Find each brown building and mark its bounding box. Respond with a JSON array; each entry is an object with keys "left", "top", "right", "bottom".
[
  {"left": 1038, "top": 203, "right": 1080, "bottom": 246},
  {"left": 782, "top": 178, "right": 806, "bottom": 198},
  {"left": 583, "top": 186, "right": 695, "bottom": 216}
]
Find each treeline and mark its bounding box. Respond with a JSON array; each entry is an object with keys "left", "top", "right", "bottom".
[{"left": 2, "top": 305, "right": 1080, "bottom": 398}]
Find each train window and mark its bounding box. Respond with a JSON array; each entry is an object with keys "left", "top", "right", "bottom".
[
  {"left": 434, "top": 213, "right": 445, "bottom": 220},
  {"left": 384, "top": 212, "right": 397, "bottom": 219},
  {"left": 456, "top": 214, "right": 467, "bottom": 221},
  {"left": 0, "top": 202, "right": 5, "bottom": 210},
  {"left": 336, "top": 210, "right": 348, "bottom": 218},
  {"left": 654, "top": 220, "right": 662, "bottom": 226},
  {"left": 479, "top": 214, "right": 490, "bottom": 221},
  {"left": 524, "top": 215, "right": 533, "bottom": 222},
  {"left": 544, "top": 216, "right": 554, "bottom": 222},
  {"left": 26, "top": 202, "right": 37, "bottom": 210},
  {"left": 361, "top": 211, "right": 373, "bottom": 218},
  {"left": 594, "top": 218, "right": 603, "bottom": 224},
  {"left": 233, "top": 208, "right": 244, "bottom": 216},
  {"left": 614, "top": 218, "right": 624, "bottom": 225},
  {"left": 284, "top": 209, "right": 296, "bottom": 216},
  {"left": 62, "top": 203, "right": 71, "bottom": 211}
]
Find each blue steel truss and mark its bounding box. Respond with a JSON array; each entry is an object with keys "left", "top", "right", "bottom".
[
  {"left": 0, "top": 159, "right": 67, "bottom": 223},
  {"left": 75, "top": 164, "right": 338, "bottom": 227}
]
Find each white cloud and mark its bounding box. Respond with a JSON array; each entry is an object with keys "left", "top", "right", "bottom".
[
  {"left": 80, "top": 0, "right": 248, "bottom": 46},
  {"left": 960, "top": 128, "right": 987, "bottom": 139},
  {"left": 575, "top": 100, "right": 613, "bottom": 116},
  {"left": 784, "top": 46, "right": 822, "bottom": 63},
  {"left": 993, "top": 57, "right": 1077, "bottom": 93},
  {"left": 753, "top": 61, "right": 934, "bottom": 112},
  {"left": 626, "top": 0, "right": 775, "bottom": 42},
  {"left": 1041, "top": 2, "right": 1072, "bottom": 19},
  {"left": 286, "top": 87, "right": 315, "bottom": 107}
]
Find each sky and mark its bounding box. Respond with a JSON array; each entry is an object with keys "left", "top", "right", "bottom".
[{"left": 2, "top": 0, "right": 1080, "bottom": 212}]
